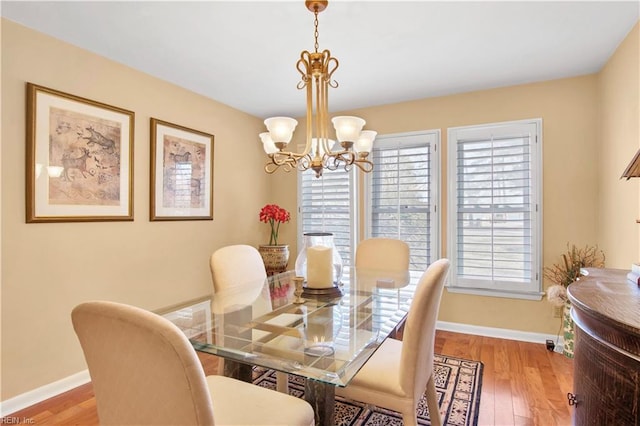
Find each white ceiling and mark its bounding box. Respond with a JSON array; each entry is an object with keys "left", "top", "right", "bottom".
[{"left": 2, "top": 1, "right": 638, "bottom": 119}]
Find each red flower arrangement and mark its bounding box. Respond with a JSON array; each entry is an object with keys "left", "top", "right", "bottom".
[{"left": 259, "top": 204, "right": 291, "bottom": 246}]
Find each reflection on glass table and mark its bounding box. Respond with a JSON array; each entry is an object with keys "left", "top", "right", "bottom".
[{"left": 166, "top": 268, "right": 417, "bottom": 426}]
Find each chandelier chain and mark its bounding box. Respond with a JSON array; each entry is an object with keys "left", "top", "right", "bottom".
[{"left": 313, "top": 10, "right": 320, "bottom": 53}]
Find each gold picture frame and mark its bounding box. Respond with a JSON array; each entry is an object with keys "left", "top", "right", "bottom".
[
  {"left": 26, "top": 83, "right": 135, "bottom": 223},
  {"left": 150, "top": 118, "right": 214, "bottom": 221}
]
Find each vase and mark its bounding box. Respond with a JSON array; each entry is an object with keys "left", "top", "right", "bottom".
[
  {"left": 258, "top": 244, "right": 289, "bottom": 276},
  {"left": 562, "top": 300, "right": 575, "bottom": 358}
]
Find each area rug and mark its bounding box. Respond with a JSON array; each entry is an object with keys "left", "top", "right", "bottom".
[{"left": 252, "top": 353, "right": 483, "bottom": 426}]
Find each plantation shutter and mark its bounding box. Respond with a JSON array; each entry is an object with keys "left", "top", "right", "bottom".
[
  {"left": 369, "top": 132, "right": 439, "bottom": 272},
  {"left": 448, "top": 121, "right": 541, "bottom": 295},
  {"left": 298, "top": 168, "right": 354, "bottom": 267}
]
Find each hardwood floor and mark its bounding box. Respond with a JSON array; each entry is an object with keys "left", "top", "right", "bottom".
[
  {"left": 7, "top": 330, "right": 574, "bottom": 425},
  {"left": 434, "top": 331, "right": 574, "bottom": 426}
]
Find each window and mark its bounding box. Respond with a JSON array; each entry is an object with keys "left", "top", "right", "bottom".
[
  {"left": 297, "top": 167, "right": 356, "bottom": 267},
  {"left": 447, "top": 119, "right": 542, "bottom": 299},
  {"left": 366, "top": 131, "right": 440, "bottom": 272}
]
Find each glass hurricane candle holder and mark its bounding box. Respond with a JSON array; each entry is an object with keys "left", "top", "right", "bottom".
[{"left": 295, "top": 232, "right": 343, "bottom": 290}]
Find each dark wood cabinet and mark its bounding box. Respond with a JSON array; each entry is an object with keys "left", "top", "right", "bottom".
[{"left": 568, "top": 268, "right": 640, "bottom": 425}]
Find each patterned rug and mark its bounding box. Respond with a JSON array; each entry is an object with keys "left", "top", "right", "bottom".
[{"left": 252, "top": 354, "right": 483, "bottom": 426}]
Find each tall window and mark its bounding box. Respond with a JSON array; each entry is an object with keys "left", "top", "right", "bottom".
[
  {"left": 447, "top": 119, "right": 542, "bottom": 299},
  {"left": 366, "top": 131, "right": 440, "bottom": 272},
  {"left": 298, "top": 168, "right": 356, "bottom": 267}
]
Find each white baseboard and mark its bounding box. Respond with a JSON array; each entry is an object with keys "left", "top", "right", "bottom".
[
  {"left": 1, "top": 323, "right": 565, "bottom": 416},
  {"left": 437, "top": 320, "right": 564, "bottom": 347},
  {"left": 0, "top": 369, "right": 90, "bottom": 417}
]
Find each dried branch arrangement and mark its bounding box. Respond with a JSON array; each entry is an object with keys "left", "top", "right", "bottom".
[{"left": 544, "top": 243, "right": 606, "bottom": 289}]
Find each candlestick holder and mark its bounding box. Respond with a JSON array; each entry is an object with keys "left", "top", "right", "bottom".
[{"left": 293, "top": 276, "right": 305, "bottom": 304}]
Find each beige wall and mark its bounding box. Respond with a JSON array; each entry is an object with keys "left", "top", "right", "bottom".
[
  {"left": 278, "top": 76, "right": 601, "bottom": 335},
  {"left": 597, "top": 23, "right": 640, "bottom": 267},
  {"left": 2, "top": 16, "right": 638, "bottom": 403},
  {"left": 0, "top": 20, "right": 282, "bottom": 399}
]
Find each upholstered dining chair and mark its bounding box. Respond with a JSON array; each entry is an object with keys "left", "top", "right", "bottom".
[
  {"left": 72, "top": 301, "right": 314, "bottom": 426},
  {"left": 355, "top": 238, "right": 411, "bottom": 338},
  {"left": 210, "top": 244, "right": 267, "bottom": 293},
  {"left": 336, "top": 258, "right": 450, "bottom": 426},
  {"left": 209, "top": 244, "right": 289, "bottom": 392},
  {"left": 355, "top": 237, "right": 410, "bottom": 272}
]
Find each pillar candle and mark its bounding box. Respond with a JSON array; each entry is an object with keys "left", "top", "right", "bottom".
[
  {"left": 306, "top": 308, "right": 334, "bottom": 346},
  {"left": 306, "top": 245, "right": 333, "bottom": 288}
]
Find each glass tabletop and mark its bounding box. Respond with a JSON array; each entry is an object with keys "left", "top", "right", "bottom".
[{"left": 165, "top": 268, "right": 417, "bottom": 387}]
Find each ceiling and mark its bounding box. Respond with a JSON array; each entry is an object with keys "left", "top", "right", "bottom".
[{"left": 2, "top": 1, "right": 638, "bottom": 119}]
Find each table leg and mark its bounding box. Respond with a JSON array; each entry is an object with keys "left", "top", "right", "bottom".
[
  {"left": 223, "top": 359, "right": 252, "bottom": 383},
  {"left": 304, "top": 379, "right": 335, "bottom": 426}
]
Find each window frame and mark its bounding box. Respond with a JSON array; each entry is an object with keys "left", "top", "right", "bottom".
[
  {"left": 296, "top": 166, "right": 358, "bottom": 269},
  {"left": 446, "top": 118, "right": 543, "bottom": 300},
  {"left": 363, "top": 130, "right": 441, "bottom": 272}
]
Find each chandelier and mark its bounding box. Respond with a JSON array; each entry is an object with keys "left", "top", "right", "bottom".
[{"left": 260, "top": 0, "right": 376, "bottom": 178}]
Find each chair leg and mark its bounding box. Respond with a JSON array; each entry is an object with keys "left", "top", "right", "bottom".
[
  {"left": 425, "top": 374, "right": 442, "bottom": 426},
  {"left": 276, "top": 371, "right": 289, "bottom": 393},
  {"left": 400, "top": 410, "right": 418, "bottom": 426}
]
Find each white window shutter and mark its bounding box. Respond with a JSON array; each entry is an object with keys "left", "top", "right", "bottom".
[
  {"left": 447, "top": 120, "right": 542, "bottom": 297},
  {"left": 368, "top": 131, "right": 440, "bottom": 272},
  {"left": 298, "top": 168, "right": 354, "bottom": 266}
]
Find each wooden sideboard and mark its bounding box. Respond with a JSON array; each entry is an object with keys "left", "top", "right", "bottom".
[{"left": 567, "top": 268, "right": 640, "bottom": 425}]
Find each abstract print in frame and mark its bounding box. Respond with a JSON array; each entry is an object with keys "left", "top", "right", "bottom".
[
  {"left": 26, "top": 83, "right": 134, "bottom": 223},
  {"left": 150, "top": 118, "right": 214, "bottom": 221}
]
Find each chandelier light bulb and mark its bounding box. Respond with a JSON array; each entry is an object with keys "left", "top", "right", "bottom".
[
  {"left": 355, "top": 130, "right": 377, "bottom": 154},
  {"left": 259, "top": 132, "right": 279, "bottom": 154},
  {"left": 264, "top": 117, "right": 298, "bottom": 144},
  {"left": 331, "top": 116, "right": 366, "bottom": 143}
]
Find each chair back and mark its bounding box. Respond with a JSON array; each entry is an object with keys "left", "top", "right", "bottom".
[
  {"left": 355, "top": 238, "right": 410, "bottom": 271},
  {"left": 210, "top": 244, "right": 267, "bottom": 292},
  {"left": 399, "top": 259, "right": 450, "bottom": 400},
  {"left": 72, "top": 301, "right": 215, "bottom": 426}
]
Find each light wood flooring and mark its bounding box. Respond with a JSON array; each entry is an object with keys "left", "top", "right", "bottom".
[{"left": 7, "top": 330, "right": 574, "bottom": 425}]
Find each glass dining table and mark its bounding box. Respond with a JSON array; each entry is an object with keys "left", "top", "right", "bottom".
[{"left": 162, "top": 267, "right": 418, "bottom": 426}]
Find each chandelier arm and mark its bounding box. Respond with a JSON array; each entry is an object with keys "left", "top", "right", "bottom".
[
  {"left": 339, "top": 151, "right": 355, "bottom": 166},
  {"left": 265, "top": 159, "right": 294, "bottom": 174},
  {"left": 314, "top": 74, "right": 322, "bottom": 155},
  {"left": 296, "top": 154, "right": 313, "bottom": 171},
  {"left": 304, "top": 71, "right": 315, "bottom": 158},
  {"left": 321, "top": 73, "right": 330, "bottom": 154},
  {"left": 325, "top": 157, "right": 339, "bottom": 171},
  {"left": 266, "top": 154, "right": 301, "bottom": 174},
  {"left": 296, "top": 52, "right": 311, "bottom": 89},
  {"left": 272, "top": 151, "right": 308, "bottom": 165},
  {"left": 353, "top": 158, "right": 374, "bottom": 173},
  {"left": 325, "top": 53, "right": 339, "bottom": 89}
]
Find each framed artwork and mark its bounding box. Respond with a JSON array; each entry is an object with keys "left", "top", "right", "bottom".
[
  {"left": 150, "top": 118, "right": 214, "bottom": 221},
  {"left": 26, "top": 83, "right": 135, "bottom": 223}
]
